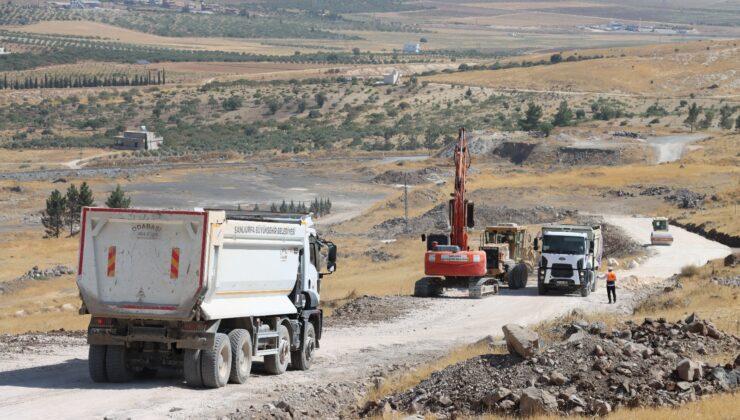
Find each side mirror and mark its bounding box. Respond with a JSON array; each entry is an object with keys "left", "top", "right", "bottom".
[
  {"left": 589, "top": 240, "right": 594, "bottom": 253},
  {"left": 466, "top": 202, "right": 475, "bottom": 228},
  {"left": 533, "top": 238, "right": 539, "bottom": 251},
  {"left": 421, "top": 234, "right": 426, "bottom": 242},
  {"left": 326, "top": 244, "right": 337, "bottom": 273}
]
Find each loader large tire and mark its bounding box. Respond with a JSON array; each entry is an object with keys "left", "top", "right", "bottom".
[
  {"left": 264, "top": 325, "right": 290, "bottom": 375},
  {"left": 201, "top": 333, "right": 231, "bottom": 388},
  {"left": 183, "top": 349, "right": 203, "bottom": 387},
  {"left": 88, "top": 344, "right": 108, "bottom": 383},
  {"left": 228, "top": 329, "right": 252, "bottom": 384},
  {"left": 512, "top": 263, "right": 528, "bottom": 289},
  {"left": 290, "top": 322, "right": 315, "bottom": 371},
  {"left": 105, "top": 345, "right": 133, "bottom": 383}
]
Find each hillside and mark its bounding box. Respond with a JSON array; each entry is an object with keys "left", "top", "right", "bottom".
[{"left": 426, "top": 40, "right": 740, "bottom": 97}]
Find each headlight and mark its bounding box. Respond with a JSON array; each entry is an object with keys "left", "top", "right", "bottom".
[{"left": 428, "top": 254, "right": 436, "bottom": 263}]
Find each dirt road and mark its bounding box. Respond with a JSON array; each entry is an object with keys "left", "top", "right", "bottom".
[{"left": 0, "top": 218, "right": 730, "bottom": 419}]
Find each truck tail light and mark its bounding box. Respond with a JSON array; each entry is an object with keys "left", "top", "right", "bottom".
[
  {"left": 92, "top": 317, "right": 113, "bottom": 326},
  {"left": 170, "top": 247, "right": 180, "bottom": 279},
  {"left": 107, "top": 246, "right": 116, "bottom": 277}
]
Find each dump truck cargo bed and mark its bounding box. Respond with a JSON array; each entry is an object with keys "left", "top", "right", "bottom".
[{"left": 77, "top": 208, "right": 304, "bottom": 321}]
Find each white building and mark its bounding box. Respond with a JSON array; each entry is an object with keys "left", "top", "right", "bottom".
[
  {"left": 403, "top": 43, "right": 420, "bottom": 54},
  {"left": 114, "top": 126, "right": 163, "bottom": 151},
  {"left": 0, "top": 47, "right": 9, "bottom": 55},
  {"left": 383, "top": 70, "right": 400, "bottom": 85}
]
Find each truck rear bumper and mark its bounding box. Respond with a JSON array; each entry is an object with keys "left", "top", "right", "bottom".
[{"left": 87, "top": 325, "right": 215, "bottom": 350}]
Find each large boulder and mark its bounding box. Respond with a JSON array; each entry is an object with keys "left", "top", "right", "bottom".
[
  {"left": 502, "top": 324, "right": 543, "bottom": 359},
  {"left": 676, "top": 358, "right": 703, "bottom": 381},
  {"left": 518, "top": 387, "right": 557, "bottom": 417}
]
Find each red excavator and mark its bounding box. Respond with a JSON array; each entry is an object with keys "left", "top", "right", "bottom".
[{"left": 414, "top": 128, "right": 499, "bottom": 298}]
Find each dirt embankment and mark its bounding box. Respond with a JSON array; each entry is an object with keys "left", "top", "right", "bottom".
[
  {"left": 670, "top": 220, "right": 740, "bottom": 248},
  {"left": 364, "top": 314, "right": 740, "bottom": 418}
]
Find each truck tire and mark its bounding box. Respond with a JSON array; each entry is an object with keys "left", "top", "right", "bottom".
[
  {"left": 228, "top": 329, "right": 252, "bottom": 384},
  {"left": 264, "top": 325, "right": 290, "bottom": 375},
  {"left": 183, "top": 349, "right": 203, "bottom": 387},
  {"left": 580, "top": 276, "right": 591, "bottom": 297},
  {"left": 290, "top": 322, "right": 315, "bottom": 371},
  {"left": 88, "top": 344, "right": 108, "bottom": 383},
  {"left": 201, "top": 333, "right": 231, "bottom": 388},
  {"left": 512, "top": 263, "right": 528, "bottom": 289},
  {"left": 105, "top": 345, "right": 133, "bottom": 383}
]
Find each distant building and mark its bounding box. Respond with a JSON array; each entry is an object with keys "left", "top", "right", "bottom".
[
  {"left": 0, "top": 47, "right": 9, "bottom": 55},
  {"left": 383, "top": 69, "right": 401, "bottom": 85},
  {"left": 114, "top": 127, "right": 163, "bottom": 151},
  {"left": 403, "top": 43, "right": 420, "bottom": 54}
]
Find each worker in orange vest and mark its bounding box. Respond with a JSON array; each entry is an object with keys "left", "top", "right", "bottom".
[{"left": 606, "top": 268, "right": 617, "bottom": 304}]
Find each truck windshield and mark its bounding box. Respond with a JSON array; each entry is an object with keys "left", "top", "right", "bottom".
[{"left": 542, "top": 235, "right": 585, "bottom": 255}]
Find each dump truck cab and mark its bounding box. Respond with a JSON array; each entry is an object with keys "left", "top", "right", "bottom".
[
  {"left": 479, "top": 224, "right": 533, "bottom": 289},
  {"left": 651, "top": 217, "right": 674, "bottom": 246}
]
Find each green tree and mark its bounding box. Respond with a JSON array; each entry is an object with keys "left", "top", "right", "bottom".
[
  {"left": 519, "top": 102, "right": 543, "bottom": 131},
  {"left": 222, "top": 96, "right": 242, "bottom": 111},
  {"left": 279, "top": 200, "right": 288, "bottom": 213},
  {"left": 314, "top": 92, "right": 327, "bottom": 108},
  {"left": 42, "top": 189, "right": 66, "bottom": 238},
  {"left": 106, "top": 184, "right": 131, "bottom": 209},
  {"left": 539, "top": 121, "right": 553, "bottom": 137},
  {"left": 550, "top": 53, "right": 563, "bottom": 64},
  {"left": 575, "top": 109, "right": 586, "bottom": 119},
  {"left": 352, "top": 47, "right": 360, "bottom": 55},
  {"left": 684, "top": 102, "right": 700, "bottom": 132},
  {"left": 79, "top": 182, "right": 95, "bottom": 208},
  {"left": 719, "top": 104, "right": 735, "bottom": 130},
  {"left": 64, "top": 184, "right": 80, "bottom": 235},
  {"left": 699, "top": 108, "right": 715, "bottom": 129},
  {"left": 552, "top": 100, "right": 573, "bottom": 127},
  {"left": 736, "top": 114, "right": 740, "bottom": 131}
]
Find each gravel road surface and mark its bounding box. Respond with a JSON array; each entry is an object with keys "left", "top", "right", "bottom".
[{"left": 0, "top": 218, "right": 730, "bottom": 419}]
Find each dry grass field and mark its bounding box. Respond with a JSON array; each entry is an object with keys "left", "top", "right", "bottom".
[
  {"left": 3, "top": 21, "right": 310, "bottom": 55},
  {"left": 426, "top": 40, "right": 740, "bottom": 97}
]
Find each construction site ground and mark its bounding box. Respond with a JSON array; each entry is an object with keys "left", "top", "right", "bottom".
[{"left": 0, "top": 217, "right": 730, "bottom": 419}]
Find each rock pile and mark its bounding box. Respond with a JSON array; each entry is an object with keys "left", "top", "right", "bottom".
[
  {"left": 664, "top": 189, "right": 705, "bottom": 209},
  {"left": 372, "top": 168, "right": 445, "bottom": 185},
  {"left": 325, "top": 296, "right": 430, "bottom": 329},
  {"left": 0, "top": 265, "right": 75, "bottom": 294},
  {"left": 362, "top": 315, "right": 740, "bottom": 418},
  {"left": 363, "top": 249, "right": 400, "bottom": 263}
]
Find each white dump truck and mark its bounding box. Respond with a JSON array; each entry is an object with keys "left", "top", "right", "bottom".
[
  {"left": 534, "top": 224, "right": 603, "bottom": 297},
  {"left": 77, "top": 207, "right": 336, "bottom": 388}
]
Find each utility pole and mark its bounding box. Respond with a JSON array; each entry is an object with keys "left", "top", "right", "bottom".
[{"left": 404, "top": 172, "right": 409, "bottom": 234}]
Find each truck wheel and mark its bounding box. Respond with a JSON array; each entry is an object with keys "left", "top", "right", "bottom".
[
  {"left": 264, "top": 325, "right": 290, "bottom": 375},
  {"left": 201, "top": 333, "right": 231, "bottom": 388},
  {"left": 290, "top": 322, "right": 315, "bottom": 371},
  {"left": 228, "top": 329, "right": 252, "bottom": 384},
  {"left": 88, "top": 344, "right": 108, "bottom": 383},
  {"left": 512, "top": 264, "right": 528, "bottom": 289},
  {"left": 580, "top": 277, "right": 591, "bottom": 297},
  {"left": 537, "top": 277, "right": 547, "bottom": 295},
  {"left": 183, "top": 349, "right": 203, "bottom": 387},
  {"left": 105, "top": 345, "right": 133, "bottom": 383}
]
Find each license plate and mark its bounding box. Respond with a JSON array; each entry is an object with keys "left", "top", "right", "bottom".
[{"left": 557, "top": 281, "right": 569, "bottom": 286}]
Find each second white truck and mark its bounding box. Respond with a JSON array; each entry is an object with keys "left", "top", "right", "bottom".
[
  {"left": 77, "top": 208, "right": 336, "bottom": 388},
  {"left": 534, "top": 223, "right": 603, "bottom": 297}
]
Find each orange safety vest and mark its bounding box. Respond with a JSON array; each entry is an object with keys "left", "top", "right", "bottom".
[{"left": 607, "top": 272, "right": 617, "bottom": 283}]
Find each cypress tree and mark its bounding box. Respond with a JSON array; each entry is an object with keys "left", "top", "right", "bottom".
[
  {"left": 105, "top": 184, "right": 131, "bottom": 209},
  {"left": 42, "top": 190, "right": 66, "bottom": 238},
  {"left": 64, "top": 184, "right": 80, "bottom": 234}
]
